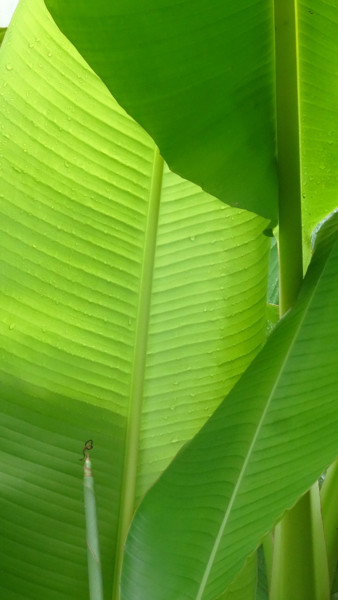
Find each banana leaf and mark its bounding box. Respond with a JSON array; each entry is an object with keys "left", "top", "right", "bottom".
[
  {"left": 121, "top": 214, "right": 338, "bottom": 600},
  {"left": 0, "top": 0, "right": 270, "bottom": 597},
  {"left": 45, "top": 0, "right": 278, "bottom": 224},
  {"left": 44, "top": 0, "right": 338, "bottom": 235}
]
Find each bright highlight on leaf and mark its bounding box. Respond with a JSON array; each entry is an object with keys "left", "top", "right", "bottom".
[
  {"left": 0, "top": 0, "right": 270, "bottom": 597},
  {"left": 1, "top": 0, "right": 338, "bottom": 597}
]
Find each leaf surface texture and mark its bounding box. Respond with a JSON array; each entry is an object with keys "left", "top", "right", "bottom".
[
  {"left": 0, "top": 1, "right": 270, "bottom": 597},
  {"left": 121, "top": 217, "right": 338, "bottom": 600}
]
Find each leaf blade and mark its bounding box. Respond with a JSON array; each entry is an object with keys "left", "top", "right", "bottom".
[
  {"left": 0, "top": 1, "right": 270, "bottom": 597},
  {"left": 44, "top": 0, "right": 278, "bottom": 223},
  {"left": 121, "top": 216, "right": 338, "bottom": 600}
]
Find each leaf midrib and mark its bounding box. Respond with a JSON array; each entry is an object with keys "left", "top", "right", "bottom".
[{"left": 112, "top": 146, "right": 164, "bottom": 600}]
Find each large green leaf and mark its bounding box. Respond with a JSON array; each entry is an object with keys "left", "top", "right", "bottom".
[
  {"left": 121, "top": 215, "right": 338, "bottom": 600},
  {"left": 0, "top": 0, "right": 270, "bottom": 597},
  {"left": 44, "top": 1, "right": 338, "bottom": 239},
  {"left": 44, "top": 0, "right": 278, "bottom": 224}
]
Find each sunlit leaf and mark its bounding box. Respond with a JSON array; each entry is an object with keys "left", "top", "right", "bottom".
[{"left": 0, "top": 1, "right": 270, "bottom": 597}]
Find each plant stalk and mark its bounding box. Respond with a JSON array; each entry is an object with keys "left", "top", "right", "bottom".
[
  {"left": 320, "top": 459, "right": 338, "bottom": 585},
  {"left": 270, "top": 1, "right": 330, "bottom": 598},
  {"left": 274, "top": 0, "right": 303, "bottom": 316},
  {"left": 270, "top": 487, "right": 330, "bottom": 599},
  {"left": 84, "top": 452, "right": 104, "bottom": 600}
]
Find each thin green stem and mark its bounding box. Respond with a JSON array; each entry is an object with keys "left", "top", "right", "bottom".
[
  {"left": 274, "top": 0, "right": 303, "bottom": 316},
  {"left": 321, "top": 459, "right": 338, "bottom": 584},
  {"left": 112, "top": 146, "right": 164, "bottom": 600},
  {"left": 84, "top": 453, "right": 104, "bottom": 600},
  {"left": 271, "top": 0, "right": 330, "bottom": 598},
  {"left": 271, "top": 488, "right": 330, "bottom": 599}
]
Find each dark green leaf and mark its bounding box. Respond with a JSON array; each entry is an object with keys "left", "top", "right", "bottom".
[{"left": 44, "top": 0, "right": 278, "bottom": 224}]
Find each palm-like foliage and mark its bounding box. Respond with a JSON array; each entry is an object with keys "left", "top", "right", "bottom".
[
  {"left": 1, "top": 0, "right": 337, "bottom": 598},
  {"left": 0, "top": 0, "right": 271, "bottom": 597}
]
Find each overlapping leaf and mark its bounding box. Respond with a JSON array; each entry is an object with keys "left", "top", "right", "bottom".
[
  {"left": 121, "top": 215, "right": 338, "bottom": 600},
  {"left": 0, "top": 0, "right": 270, "bottom": 597},
  {"left": 44, "top": 0, "right": 278, "bottom": 224},
  {"left": 44, "top": 1, "right": 338, "bottom": 240}
]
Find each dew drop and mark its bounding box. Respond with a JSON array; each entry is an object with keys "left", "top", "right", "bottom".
[
  {"left": 9, "top": 323, "right": 15, "bottom": 330},
  {"left": 6, "top": 64, "right": 13, "bottom": 71}
]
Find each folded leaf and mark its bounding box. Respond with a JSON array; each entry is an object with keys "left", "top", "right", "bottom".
[
  {"left": 44, "top": 0, "right": 278, "bottom": 224},
  {"left": 0, "top": 0, "right": 270, "bottom": 597},
  {"left": 121, "top": 214, "right": 338, "bottom": 600},
  {"left": 44, "top": 1, "right": 338, "bottom": 240}
]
